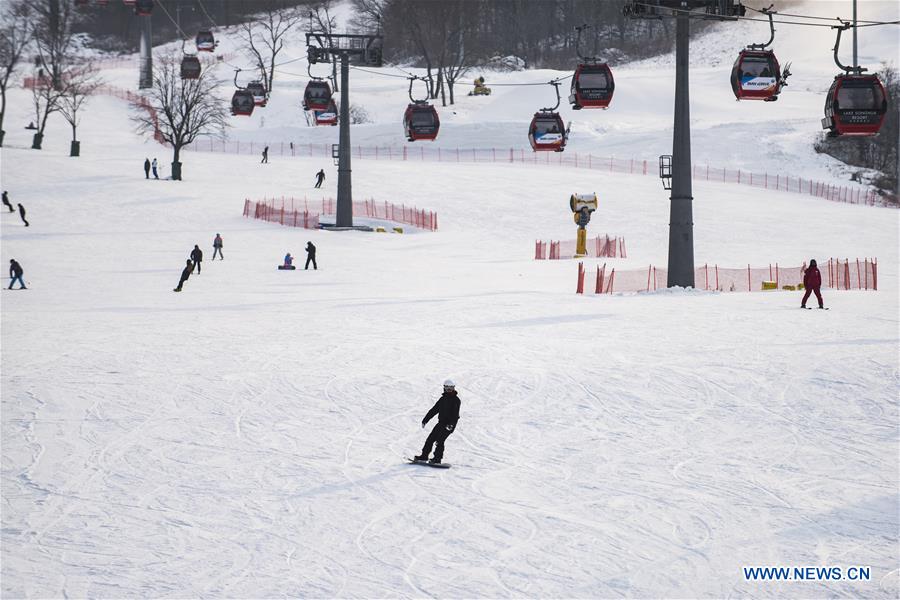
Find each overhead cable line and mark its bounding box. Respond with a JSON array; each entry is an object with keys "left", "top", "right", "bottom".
[
  {"left": 156, "top": 0, "right": 190, "bottom": 39},
  {"left": 196, "top": 0, "right": 219, "bottom": 29},
  {"left": 631, "top": 2, "right": 900, "bottom": 28},
  {"left": 744, "top": 5, "right": 888, "bottom": 25}
]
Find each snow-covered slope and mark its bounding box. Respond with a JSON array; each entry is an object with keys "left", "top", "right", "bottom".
[{"left": 1, "top": 1, "right": 898, "bottom": 598}]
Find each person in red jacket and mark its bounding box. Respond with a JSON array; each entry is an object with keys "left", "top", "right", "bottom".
[{"left": 801, "top": 259, "right": 824, "bottom": 309}]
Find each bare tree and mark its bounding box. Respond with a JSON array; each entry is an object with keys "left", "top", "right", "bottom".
[
  {"left": 349, "top": 0, "right": 387, "bottom": 31},
  {"left": 29, "top": 0, "right": 77, "bottom": 149},
  {"left": 58, "top": 62, "right": 102, "bottom": 157},
  {"left": 238, "top": 2, "right": 304, "bottom": 95},
  {"left": 133, "top": 52, "right": 228, "bottom": 181},
  {"left": 30, "top": 69, "right": 67, "bottom": 149},
  {"left": 436, "top": 1, "right": 479, "bottom": 105},
  {"left": 0, "top": 0, "right": 33, "bottom": 147},
  {"left": 33, "top": 0, "right": 75, "bottom": 91}
]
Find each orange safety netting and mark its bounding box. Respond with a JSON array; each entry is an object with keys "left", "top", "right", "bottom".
[
  {"left": 535, "top": 236, "right": 626, "bottom": 260},
  {"left": 577, "top": 258, "right": 877, "bottom": 294},
  {"left": 243, "top": 197, "right": 438, "bottom": 231}
]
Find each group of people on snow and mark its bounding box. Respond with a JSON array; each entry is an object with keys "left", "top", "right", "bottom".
[
  {"left": 281, "top": 242, "right": 316, "bottom": 271},
  {"left": 3, "top": 191, "right": 28, "bottom": 226},
  {"left": 143, "top": 158, "right": 159, "bottom": 180}
]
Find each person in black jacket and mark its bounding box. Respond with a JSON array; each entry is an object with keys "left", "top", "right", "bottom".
[
  {"left": 414, "top": 380, "right": 461, "bottom": 464},
  {"left": 8, "top": 259, "right": 26, "bottom": 289},
  {"left": 2, "top": 191, "right": 13, "bottom": 212},
  {"left": 17, "top": 203, "right": 28, "bottom": 227},
  {"left": 143, "top": 158, "right": 151, "bottom": 179},
  {"left": 305, "top": 241, "right": 317, "bottom": 270},
  {"left": 190, "top": 245, "right": 203, "bottom": 274},
  {"left": 174, "top": 259, "right": 192, "bottom": 292}
]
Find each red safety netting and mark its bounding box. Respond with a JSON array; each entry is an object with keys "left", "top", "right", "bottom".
[
  {"left": 536, "top": 235, "right": 626, "bottom": 259},
  {"left": 243, "top": 197, "right": 438, "bottom": 231},
  {"left": 243, "top": 198, "right": 320, "bottom": 229},
  {"left": 578, "top": 258, "right": 877, "bottom": 294},
  {"left": 178, "top": 140, "right": 893, "bottom": 207}
]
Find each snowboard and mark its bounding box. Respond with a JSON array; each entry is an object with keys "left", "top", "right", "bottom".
[
  {"left": 802, "top": 307, "right": 829, "bottom": 310},
  {"left": 406, "top": 457, "right": 451, "bottom": 469}
]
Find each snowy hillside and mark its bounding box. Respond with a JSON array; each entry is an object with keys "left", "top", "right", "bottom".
[{"left": 1, "top": 1, "right": 898, "bottom": 598}]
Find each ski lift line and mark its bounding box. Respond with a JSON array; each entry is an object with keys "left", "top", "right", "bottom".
[
  {"left": 744, "top": 5, "right": 887, "bottom": 25},
  {"left": 347, "top": 63, "right": 419, "bottom": 80},
  {"left": 631, "top": 2, "right": 900, "bottom": 28},
  {"left": 274, "top": 56, "right": 308, "bottom": 67},
  {"left": 348, "top": 65, "right": 412, "bottom": 79},
  {"left": 347, "top": 64, "right": 573, "bottom": 87},
  {"left": 156, "top": 0, "right": 191, "bottom": 40},
  {"left": 195, "top": 0, "right": 219, "bottom": 29},
  {"left": 854, "top": 20, "right": 900, "bottom": 29}
]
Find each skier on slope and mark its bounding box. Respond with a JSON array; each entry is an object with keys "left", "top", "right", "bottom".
[
  {"left": 801, "top": 258, "right": 824, "bottom": 309},
  {"left": 413, "top": 380, "right": 461, "bottom": 464},
  {"left": 174, "top": 259, "right": 193, "bottom": 292},
  {"left": 305, "top": 241, "right": 317, "bottom": 270},
  {"left": 8, "top": 259, "right": 26, "bottom": 289},
  {"left": 190, "top": 244, "right": 203, "bottom": 274},
  {"left": 212, "top": 234, "right": 223, "bottom": 260}
]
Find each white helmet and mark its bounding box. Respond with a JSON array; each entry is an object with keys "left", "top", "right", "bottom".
[{"left": 443, "top": 379, "right": 455, "bottom": 389}]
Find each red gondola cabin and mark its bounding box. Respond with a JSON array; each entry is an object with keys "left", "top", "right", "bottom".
[
  {"left": 315, "top": 99, "right": 338, "bottom": 126},
  {"left": 528, "top": 112, "right": 567, "bottom": 152},
  {"left": 246, "top": 81, "right": 267, "bottom": 107},
  {"left": 196, "top": 30, "right": 216, "bottom": 53},
  {"left": 180, "top": 56, "right": 201, "bottom": 80},
  {"left": 403, "top": 104, "right": 439, "bottom": 141},
  {"left": 134, "top": 0, "right": 152, "bottom": 16},
  {"left": 569, "top": 62, "right": 614, "bottom": 109},
  {"left": 303, "top": 81, "right": 332, "bottom": 111},
  {"left": 231, "top": 90, "right": 255, "bottom": 116},
  {"left": 822, "top": 74, "right": 888, "bottom": 136},
  {"left": 731, "top": 50, "right": 781, "bottom": 100}
]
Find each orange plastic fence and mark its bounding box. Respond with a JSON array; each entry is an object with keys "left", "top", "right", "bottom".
[
  {"left": 181, "top": 140, "right": 891, "bottom": 207},
  {"left": 243, "top": 197, "right": 438, "bottom": 231},
  {"left": 577, "top": 258, "right": 877, "bottom": 294},
  {"left": 535, "top": 236, "right": 626, "bottom": 259}
]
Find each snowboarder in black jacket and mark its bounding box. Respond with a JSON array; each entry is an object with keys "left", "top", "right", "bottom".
[
  {"left": 305, "top": 241, "right": 317, "bottom": 270},
  {"left": 2, "top": 191, "right": 13, "bottom": 212},
  {"left": 8, "top": 259, "right": 26, "bottom": 289},
  {"left": 190, "top": 245, "right": 203, "bottom": 273},
  {"left": 414, "top": 380, "right": 461, "bottom": 464},
  {"left": 17, "top": 203, "right": 28, "bottom": 227},
  {"left": 143, "top": 158, "right": 151, "bottom": 179},
  {"left": 174, "top": 259, "right": 192, "bottom": 292},
  {"left": 314, "top": 169, "right": 325, "bottom": 188}
]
